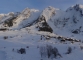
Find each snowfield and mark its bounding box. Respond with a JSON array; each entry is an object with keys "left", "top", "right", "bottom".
[{"left": 0, "top": 4, "right": 83, "bottom": 60}]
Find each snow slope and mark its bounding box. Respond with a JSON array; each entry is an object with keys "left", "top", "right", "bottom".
[{"left": 0, "top": 4, "right": 83, "bottom": 60}]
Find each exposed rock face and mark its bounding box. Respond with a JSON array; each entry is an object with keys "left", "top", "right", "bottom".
[
  {"left": 0, "top": 4, "right": 83, "bottom": 34},
  {"left": 37, "top": 15, "right": 53, "bottom": 33}
]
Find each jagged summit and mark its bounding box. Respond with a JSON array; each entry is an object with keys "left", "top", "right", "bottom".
[
  {"left": 21, "top": 8, "right": 31, "bottom": 16},
  {"left": 73, "top": 4, "right": 83, "bottom": 9},
  {"left": 0, "top": 4, "right": 83, "bottom": 60},
  {"left": 66, "top": 4, "right": 83, "bottom": 14},
  {"left": 0, "top": 4, "right": 83, "bottom": 35},
  {"left": 40, "top": 6, "right": 56, "bottom": 21}
]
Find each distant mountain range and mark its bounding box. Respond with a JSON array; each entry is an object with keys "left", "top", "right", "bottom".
[
  {"left": 0, "top": 4, "right": 83, "bottom": 35},
  {"left": 0, "top": 4, "right": 83, "bottom": 60}
]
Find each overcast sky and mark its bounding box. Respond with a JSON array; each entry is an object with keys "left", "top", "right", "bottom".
[{"left": 0, "top": 0, "right": 83, "bottom": 13}]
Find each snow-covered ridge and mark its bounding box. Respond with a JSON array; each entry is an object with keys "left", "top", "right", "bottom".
[
  {"left": 40, "top": 6, "right": 56, "bottom": 21},
  {"left": 0, "top": 4, "right": 83, "bottom": 35},
  {"left": 0, "top": 4, "right": 83, "bottom": 60}
]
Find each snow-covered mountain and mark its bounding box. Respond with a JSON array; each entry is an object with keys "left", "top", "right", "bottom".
[
  {"left": 1, "top": 4, "right": 83, "bottom": 34},
  {"left": 0, "top": 4, "right": 83, "bottom": 60}
]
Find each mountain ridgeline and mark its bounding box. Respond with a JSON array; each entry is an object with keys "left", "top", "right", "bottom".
[{"left": 0, "top": 4, "right": 83, "bottom": 34}]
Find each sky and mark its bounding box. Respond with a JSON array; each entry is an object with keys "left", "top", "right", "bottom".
[{"left": 0, "top": 0, "right": 83, "bottom": 13}]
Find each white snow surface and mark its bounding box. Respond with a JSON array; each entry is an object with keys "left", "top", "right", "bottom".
[{"left": 0, "top": 4, "right": 83, "bottom": 60}]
